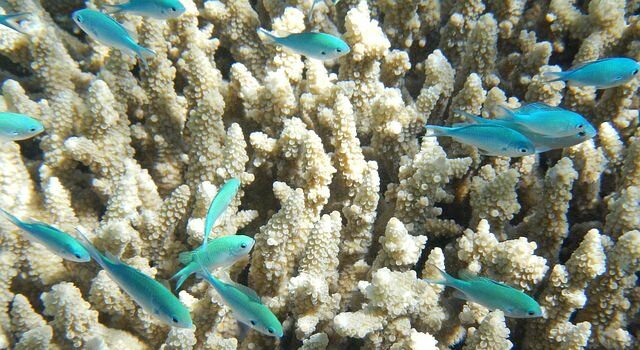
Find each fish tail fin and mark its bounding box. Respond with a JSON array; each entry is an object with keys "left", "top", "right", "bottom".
[
  {"left": 135, "top": 45, "right": 156, "bottom": 69},
  {"left": 194, "top": 255, "right": 219, "bottom": 287},
  {"left": 423, "top": 265, "right": 455, "bottom": 286},
  {"left": 542, "top": 71, "right": 567, "bottom": 83},
  {"left": 74, "top": 227, "right": 107, "bottom": 268},
  {"left": 103, "top": 4, "right": 125, "bottom": 14},
  {"left": 0, "top": 207, "right": 23, "bottom": 227},
  {"left": 1, "top": 13, "right": 30, "bottom": 34},
  {"left": 170, "top": 265, "right": 193, "bottom": 291},
  {"left": 257, "top": 27, "right": 277, "bottom": 44},
  {"left": 424, "top": 125, "right": 452, "bottom": 137}
]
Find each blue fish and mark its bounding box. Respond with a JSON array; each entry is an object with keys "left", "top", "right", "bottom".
[
  {"left": 424, "top": 124, "right": 536, "bottom": 157},
  {"left": 454, "top": 110, "right": 596, "bottom": 153},
  {"left": 489, "top": 103, "right": 593, "bottom": 138},
  {"left": 257, "top": 28, "right": 350, "bottom": 60},
  {"left": 0, "top": 112, "right": 44, "bottom": 142},
  {"left": 202, "top": 178, "right": 241, "bottom": 247},
  {"left": 196, "top": 260, "right": 283, "bottom": 337},
  {"left": 170, "top": 235, "right": 254, "bottom": 290},
  {"left": 75, "top": 228, "right": 193, "bottom": 328},
  {"left": 104, "top": 0, "right": 186, "bottom": 19},
  {"left": 72, "top": 9, "right": 156, "bottom": 68},
  {"left": 0, "top": 13, "right": 30, "bottom": 34},
  {"left": 543, "top": 57, "right": 640, "bottom": 89},
  {"left": 425, "top": 267, "right": 542, "bottom": 318},
  {"left": 0, "top": 208, "right": 90, "bottom": 262}
]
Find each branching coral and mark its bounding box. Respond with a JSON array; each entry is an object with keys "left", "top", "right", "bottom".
[{"left": 0, "top": 0, "right": 638, "bottom": 349}]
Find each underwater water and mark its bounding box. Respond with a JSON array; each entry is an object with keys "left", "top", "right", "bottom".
[{"left": 0, "top": 0, "right": 638, "bottom": 349}]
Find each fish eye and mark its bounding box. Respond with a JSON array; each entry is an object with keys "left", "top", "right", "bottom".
[
  {"left": 240, "top": 243, "right": 247, "bottom": 249},
  {"left": 250, "top": 320, "right": 257, "bottom": 326},
  {"left": 336, "top": 48, "right": 342, "bottom": 53},
  {"left": 30, "top": 128, "right": 37, "bottom": 132},
  {"left": 528, "top": 311, "right": 535, "bottom": 316},
  {"left": 74, "top": 253, "right": 82, "bottom": 259},
  {"left": 171, "top": 7, "right": 177, "bottom": 11},
  {"left": 520, "top": 148, "right": 528, "bottom": 153},
  {"left": 172, "top": 317, "right": 179, "bottom": 323},
  {"left": 268, "top": 327, "right": 275, "bottom": 334},
  {"left": 75, "top": 15, "right": 83, "bottom": 23},
  {"left": 577, "top": 124, "right": 584, "bottom": 129},
  {"left": 321, "top": 51, "right": 326, "bottom": 55},
  {"left": 633, "top": 69, "right": 638, "bottom": 75}
]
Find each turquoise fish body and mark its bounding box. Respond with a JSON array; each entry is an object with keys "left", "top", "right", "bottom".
[
  {"left": 455, "top": 110, "right": 596, "bottom": 153},
  {"left": 72, "top": 9, "right": 155, "bottom": 67},
  {"left": 492, "top": 103, "right": 592, "bottom": 138},
  {"left": 0, "top": 112, "right": 44, "bottom": 142},
  {"left": 203, "top": 178, "right": 241, "bottom": 246},
  {"left": 197, "top": 263, "right": 283, "bottom": 337},
  {"left": 171, "top": 235, "right": 255, "bottom": 290},
  {"left": 75, "top": 228, "right": 193, "bottom": 328},
  {"left": 424, "top": 123, "right": 535, "bottom": 157},
  {"left": 543, "top": 57, "right": 640, "bottom": 89},
  {"left": 0, "top": 208, "right": 90, "bottom": 262},
  {"left": 425, "top": 267, "right": 542, "bottom": 318},
  {"left": 0, "top": 13, "right": 30, "bottom": 34},
  {"left": 258, "top": 28, "right": 350, "bottom": 60},
  {"left": 105, "top": 0, "right": 186, "bottom": 19}
]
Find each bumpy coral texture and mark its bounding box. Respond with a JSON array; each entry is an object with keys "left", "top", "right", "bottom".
[{"left": 0, "top": 0, "right": 638, "bottom": 349}]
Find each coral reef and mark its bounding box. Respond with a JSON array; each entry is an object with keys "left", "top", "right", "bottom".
[{"left": 0, "top": 0, "right": 638, "bottom": 349}]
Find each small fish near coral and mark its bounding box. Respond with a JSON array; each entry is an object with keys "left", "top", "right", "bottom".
[
  {"left": 75, "top": 228, "right": 193, "bottom": 328},
  {"left": 543, "top": 57, "right": 640, "bottom": 89},
  {"left": 0, "top": 13, "right": 30, "bottom": 34},
  {"left": 0, "top": 208, "right": 90, "bottom": 262},
  {"left": 0, "top": 112, "right": 44, "bottom": 142},
  {"left": 171, "top": 234, "right": 255, "bottom": 290},
  {"left": 104, "top": 0, "right": 186, "bottom": 19},
  {"left": 203, "top": 178, "right": 241, "bottom": 246},
  {"left": 424, "top": 267, "right": 542, "bottom": 318},
  {"left": 196, "top": 261, "right": 283, "bottom": 338},
  {"left": 257, "top": 27, "right": 350, "bottom": 60},
  {"left": 72, "top": 9, "right": 156, "bottom": 68},
  {"left": 454, "top": 104, "right": 597, "bottom": 153},
  {"left": 424, "top": 124, "right": 536, "bottom": 157}
]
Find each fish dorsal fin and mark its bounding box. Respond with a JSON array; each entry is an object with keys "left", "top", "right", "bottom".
[
  {"left": 492, "top": 106, "right": 516, "bottom": 120},
  {"left": 568, "top": 58, "right": 616, "bottom": 71},
  {"left": 458, "top": 269, "right": 477, "bottom": 281},
  {"left": 104, "top": 251, "right": 122, "bottom": 265},
  {"left": 233, "top": 282, "right": 262, "bottom": 303},
  {"left": 217, "top": 268, "right": 262, "bottom": 303},
  {"left": 515, "top": 102, "right": 561, "bottom": 114}
]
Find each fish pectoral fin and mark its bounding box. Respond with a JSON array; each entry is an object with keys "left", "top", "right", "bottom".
[
  {"left": 452, "top": 290, "right": 469, "bottom": 301},
  {"left": 216, "top": 268, "right": 262, "bottom": 303}
]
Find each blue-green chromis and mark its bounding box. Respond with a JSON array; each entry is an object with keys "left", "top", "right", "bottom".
[
  {"left": 543, "top": 57, "right": 640, "bottom": 89},
  {"left": 104, "top": 0, "right": 186, "bottom": 19},
  {"left": 0, "top": 112, "right": 44, "bottom": 142},
  {"left": 0, "top": 208, "right": 90, "bottom": 262},
  {"left": 170, "top": 234, "right": 255, "bottom": 290},
  {"left": 454, "top": 109, "right": 596, "bottom": 153},
  {"left": 75, "top": 227, "right": 193, "bottom": 328},
  {"left": 257, "top": 28, "right": 350, "bottom": 61},
  {"left": 203, "top": 178, "right": 241, "bottom": 247},
  {"left": 72, "top": 9, "right": 156, "bottom": 68},
  {"left": 0, "top": 13, "right": 30, "bottom": 34},
  {"left": 424, "top": 124, "right": 535, "bottom": 157},
  {"left": 196, "top": 261, "right": 283, "bottom": 337},
  {"left": 424, "top": 267, "right": 542, "bottom": 318},
  {"left": 489, "top": 103, "right": 593, "bottom": 138}
]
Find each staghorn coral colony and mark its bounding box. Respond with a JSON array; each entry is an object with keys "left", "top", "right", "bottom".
[{"left": 0, "top": 0, "right": 638, "bottom": 349}]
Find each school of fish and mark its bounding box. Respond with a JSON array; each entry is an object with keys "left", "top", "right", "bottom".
[{"left": 0, "top": 0, "right": 639, "bottom": 341}]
